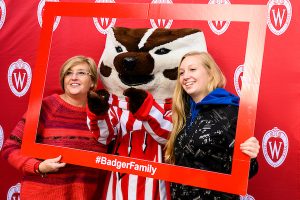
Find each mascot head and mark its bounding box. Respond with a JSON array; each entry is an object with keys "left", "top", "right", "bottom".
[{"left": 99, "top": 27, "right": 207, "bottom": 100}]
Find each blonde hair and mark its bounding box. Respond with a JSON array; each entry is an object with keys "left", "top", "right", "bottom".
[
  {"left": 59, "top": 55, "right": 98, "bottom": 91},
  {"left": 165, "top": 51, "right": 226, "bottom": 164}
]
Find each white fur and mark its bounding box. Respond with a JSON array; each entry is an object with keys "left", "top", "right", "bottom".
[
  {"left": 99, "top": 28, "right": 207, "bottom": 101},
  {"left": 138, "top": 28, "right": 156, "bottom": 49}
]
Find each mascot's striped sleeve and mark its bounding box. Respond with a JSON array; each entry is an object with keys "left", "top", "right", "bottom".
[{"left": 87, "top": 93, "right": 172, "bottom": 200}]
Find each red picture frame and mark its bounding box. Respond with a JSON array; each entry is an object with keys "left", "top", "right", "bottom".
[{"left": 21, "top": 2, "right": 267, "bottom": 195}]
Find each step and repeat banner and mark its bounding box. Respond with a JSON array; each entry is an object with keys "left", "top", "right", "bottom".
[{"left": 0, "top": 0, "right": 299, "bottom": 199}]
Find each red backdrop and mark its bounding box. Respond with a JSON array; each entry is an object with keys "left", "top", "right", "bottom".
[{"left": 0, "top": 0, "right": 299, "bottom": 199}]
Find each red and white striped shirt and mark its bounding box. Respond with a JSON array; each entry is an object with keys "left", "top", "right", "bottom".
[{"left": 87, "top": 92, "right": 172, "bottom": 200}]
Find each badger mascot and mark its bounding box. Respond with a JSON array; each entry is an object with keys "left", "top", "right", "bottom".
[{"left": 87, "top": 27, "right": 206, "bottom": 200}]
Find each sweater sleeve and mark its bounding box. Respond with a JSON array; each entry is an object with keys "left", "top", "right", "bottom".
[
  {"left": 1, "top": 115, "right": 40, "bottom": 175},
  {"left": 133, "top": 92, "right": 173, "bottom": 144}
]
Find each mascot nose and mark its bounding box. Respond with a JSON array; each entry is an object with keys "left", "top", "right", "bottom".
[{"left": 123, "top": 57, "right": 137, "bottom": 71}]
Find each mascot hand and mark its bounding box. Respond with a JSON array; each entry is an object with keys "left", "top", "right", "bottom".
[
  {"left": 87, "top": 89, "right": 110, "bottom": 115},
  {"left": 123, "top": 88, "right": 148, "bottom": 114}
]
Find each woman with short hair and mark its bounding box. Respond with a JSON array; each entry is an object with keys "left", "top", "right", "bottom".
[{"left": 2, "top": 55, "right": 107, "bottom": 200}]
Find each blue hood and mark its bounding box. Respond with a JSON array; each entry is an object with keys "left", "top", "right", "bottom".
[{"left": 189, "top": 88, "right": 239, "bottom": 124}]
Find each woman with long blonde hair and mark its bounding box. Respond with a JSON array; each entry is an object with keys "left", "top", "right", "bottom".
[{"left": 165, "top": 51, "right": 259, "bottom": 200}]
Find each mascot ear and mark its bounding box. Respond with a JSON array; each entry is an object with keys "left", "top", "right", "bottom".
[{"left": 123, "top": 88, "right": 148, "bottom": 114}]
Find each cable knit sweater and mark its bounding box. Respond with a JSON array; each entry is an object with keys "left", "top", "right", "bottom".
[{"left": 2, "top": 94, "right": 107, "bottom": 200}]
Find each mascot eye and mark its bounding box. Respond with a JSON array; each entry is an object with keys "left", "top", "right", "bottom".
[
  {"left": 115, "top": 46, "right": 123, "bottom": 53},
  {"left": 154, "top": 48, "right": 171, "bottom": 55}
]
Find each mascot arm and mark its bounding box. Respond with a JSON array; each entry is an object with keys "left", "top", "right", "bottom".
[
  {"left": 86, "top": 89, "right": 116, "bottom": 145},
  {"left": 123, "top": 88, "right": 148, "bottom": 114},
  {"left": 124, "top": 88, "right": 172, "bottom": 144},
  {"left": 86, "top": 90, "right": 117, "bottom": 145},
  {"left": 86, "top": 109, "right": 116, "bottom": 145},
  {"left": 87, "top": 89, "right": 110, "bottom": 116},
  {"left": 138, "top": 101, "right": 172, "bottom": 144}
]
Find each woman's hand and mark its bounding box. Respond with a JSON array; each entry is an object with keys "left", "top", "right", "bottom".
[
  {"left": 240, "top": 137, "right": 260, "bottom": 158},
  {"left": 38, "top": 155, "right": 66, "bottom": 173}
]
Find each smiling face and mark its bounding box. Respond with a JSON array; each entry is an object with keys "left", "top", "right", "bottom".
[
  {"left": 63, "top": 63, "right": 94, "bottom": 99},
  {"left": 179, "top": 54, "right": 211, "bottom": 103}
]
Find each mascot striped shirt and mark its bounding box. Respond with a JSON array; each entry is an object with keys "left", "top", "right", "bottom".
[{"left": 87, "top": 93, "right": 172, "bottom": 200}]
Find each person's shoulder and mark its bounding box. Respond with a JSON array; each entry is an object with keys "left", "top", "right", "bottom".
[
  {"left": 41, "top": 94, "right": 61, "bottom": 109},
  {"left": 42, "top": 94, "right": 59, "bottom": 103},
  {"left": 210, "top": 104, "right": 238, "bottom": 118},
  {"left": 222, "top": 104, "right": 238, "bottom": 118}
]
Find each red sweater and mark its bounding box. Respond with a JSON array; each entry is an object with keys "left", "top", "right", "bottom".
[{"left": 2, "top": 94, "right": 107, "bottom": 200}]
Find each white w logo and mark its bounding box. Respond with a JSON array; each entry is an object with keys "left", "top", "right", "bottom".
[
  {"left": 271, "top": 8, "right": 286, "bottom": 27},
  {"left": 268, "top": 141, "right": 282, "bottom": 160},
  {"left": 262, "top": 127, "right": 289, "bottom": 168},
  {"left": 8, "top": 59, "right": 32, "bottom": 97},
  {"left": 13, "top": 72, "right": 27, "bottom": 90},
  {"left": 267, "top": 0, "right": 292, "bottom": 36},
  {"left": 208, "top": 0, "right": 231, "bottom": 35},
  {"left": 213, "top": 20, "right": 225, "bottom": 28},
  {"left": 100, "top": 18, "right": 110, "bottom": 26}
]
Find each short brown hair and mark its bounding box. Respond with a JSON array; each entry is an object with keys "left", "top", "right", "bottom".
[{"left": 59, "top": 55, "right": 98, "bottom": 91}]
